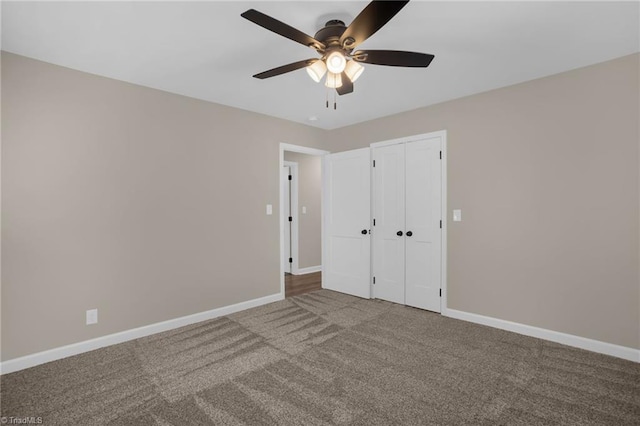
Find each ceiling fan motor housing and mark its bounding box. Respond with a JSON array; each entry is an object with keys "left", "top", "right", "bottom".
[{"left": 314, "top": 20, "right": 347, "bottom": 48}]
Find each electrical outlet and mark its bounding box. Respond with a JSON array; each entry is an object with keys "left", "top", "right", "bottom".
[{"left": 86, "top": 309, "right": 98, "bottom": 325}]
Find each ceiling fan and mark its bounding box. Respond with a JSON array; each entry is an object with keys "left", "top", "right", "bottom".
[{"left": 241, "top": 0, "right": 434, "bottom": 101}]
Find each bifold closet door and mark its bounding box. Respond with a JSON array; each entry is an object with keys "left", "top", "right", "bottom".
[
  {"left": 405, "top": 138, "right": 442, "bottom": 312},
  {"left": 323, "top": 148, "right": 371, "bottom": 299},
  {"left": 372, "top": 143, "right": 405, "bottom": 304},
  {"left": 372, "top": 137, "right": 442, "bottom": 312}
]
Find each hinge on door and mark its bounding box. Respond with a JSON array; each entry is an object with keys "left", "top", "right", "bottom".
[
  {"left": 439, "top": 289, "right": 442, "bottom": 297},
  {"left": 288, "top": 175, "right": 292, "bottom": 180},
  {"left": 373, "top": 160, "right": 376, "bottom": 167},
  {"left": 289, "top": 216, "right": 293, "bottom": 222},
  {"left": 440, "top": 220, "right": 442, "bottom": 229},
  {"left": 289, "top": 257, "right": 293, "bottom": 263},
  {"left": 373, "top": 218, "right": 376, "bottom": 226},
  {"left": 440, "top": 151, "right": 442, "bottom": 160},
  {"left": 373, "top": 276, "right": 376, "bottom": 284}
]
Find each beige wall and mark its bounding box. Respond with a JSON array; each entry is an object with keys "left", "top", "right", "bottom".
[
  {"left": 283, "top": 152, "right": 322, "bottom": 269},
  {"left": 1, "top": 52, "right": 325, "bottom": 360},
  {"left": 327, "top": 53, "right": 640, "bottom": 350},
  {"left": 2, "top": 51, "right": 638, "bottom": 362}
]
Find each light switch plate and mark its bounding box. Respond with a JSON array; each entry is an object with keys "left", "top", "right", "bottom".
[
  {"left": 302, "top": 206, "right": 307, "bottom": 214},
  {"left": 453, "top": 209, "right": 462, "bottom": 222},
  {"left": 266, "top": 204, "right": 273, "bottom": 215},
  {"left": 86, "top": 309, "right": 98, "bottom": 325}
]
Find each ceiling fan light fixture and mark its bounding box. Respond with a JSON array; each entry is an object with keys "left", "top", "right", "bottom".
[
  {"left": 345, "top": 60, "right": 364, "bottom": 82},
  {"left": 324, "top": 72, "right": 343, "bottom": 89},
  {"left": 306, "top": 60, "right": 327, "bottom": 83},
  {"left": 242, "top": 2, "right": 434, "bottom": 101},
  {"left": 326, "top": 51, "right": 347, "bottom": 74}
]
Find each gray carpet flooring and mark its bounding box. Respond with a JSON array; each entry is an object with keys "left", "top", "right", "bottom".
[{"left": 1, "top": 290, "right": 639, "bottom": 425}]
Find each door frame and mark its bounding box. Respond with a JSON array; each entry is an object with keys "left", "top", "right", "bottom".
[
  {"left": 279, "top": 143, "right": 330, "bottom": 297},
  {"left": 370, "top": 130, "right": 448, "bottom": 314},
  {"left": 283, "top": 161, "right": 299, "bottom": 275}
]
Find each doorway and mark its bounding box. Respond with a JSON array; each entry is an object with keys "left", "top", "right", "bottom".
[{"left": 279, "top": 144, "right": 329, "bottom": 298}]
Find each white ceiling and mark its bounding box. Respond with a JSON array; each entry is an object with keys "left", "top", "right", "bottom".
[{"left": 2, "top": 1, "right": 639, "bottom": 129}]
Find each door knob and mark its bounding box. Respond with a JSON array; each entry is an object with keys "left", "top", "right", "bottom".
[
  {"left": 397, "top": 231, "right": 403, "bottom": 236},
  {"left": 406, "top": 231, "right": 413, "bottom": 237},
  {"left": 361, "top": 229, "right": 368, "bottom": 235}
]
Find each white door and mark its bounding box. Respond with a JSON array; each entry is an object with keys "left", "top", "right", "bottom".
[
  {"left": 371, "top": 136, "right": 443, "bottom": 312},
  {"left": 323, "top": 148, "right": 371, "bottom": 299},
  {"left": 372, "top": 143, "right": 405, "bottom": 304},
  {"left": 405, "top": 138, "right": 442, "bottom": 312},
  {"left": 282, "top": 166, "right": 291, "bottom": 274}
]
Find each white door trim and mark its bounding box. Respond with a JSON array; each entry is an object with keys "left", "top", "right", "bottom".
[
  {"left": 370, "top": 132, "right": 443, "bottom": 148},
  {"left": 279, "top": 144, "right": 329, "bottom": 297},
  {"left": 440, "top": 133, "right": 448, "bottom": 315},
  {"left": 283, "top": 161, "right": 299, "bottom": 275},
  {"left": 370, "top": 130, "right": 448, "bottom": 313}
]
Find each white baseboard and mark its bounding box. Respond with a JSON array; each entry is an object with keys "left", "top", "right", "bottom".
[
  {"left": 0, "top": 292, "right": 284, "bottom": 375},
  {"left": 444, "top": 308, "right": 640, "bottom": 363},
  {"left": 292, "top": 265, "right": 322, "bottom": 275}
]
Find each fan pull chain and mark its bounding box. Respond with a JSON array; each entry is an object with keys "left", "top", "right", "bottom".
[{"left": 324, "top": 87, "right": 337, "bottom": 110}]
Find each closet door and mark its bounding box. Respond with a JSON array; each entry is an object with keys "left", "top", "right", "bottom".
[
  {"left": 372, "top": 143, "right": 405, "bottom": 304},
  {"left": 323, "top": 148, "right": 371, "bottom": 299},
  {"left": 405, "top": 138, "right": 442, "bottom": 312}
]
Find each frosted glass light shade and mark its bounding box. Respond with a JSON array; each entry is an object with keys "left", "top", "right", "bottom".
[
  {"left": 306, "top": 60, "right": 327, "bottom": 83},
  {"left": 324, "top": 72, "right": 343, "bottom": 88},
  {"left": 345, "top": 60, "right": 364, "bottom": 82},
  {"left": 326, "top": 51, "right": 347, "bottom": 74}
]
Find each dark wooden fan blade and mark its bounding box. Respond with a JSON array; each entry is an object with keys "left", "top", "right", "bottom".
[
  {"left": 241, "top": 9, "right": 324, "bottom": 50},
  {"left": 353, "top": 50, "right": 434, "bottom": 67},
  {"left": 336, "top": 71, "right": 354, "bottom": 95},
  {"left": 340, "top": 1, "right": 409, "bottom": 49},
  {"left": 253, "top": 59, "right": 318, "bottom": 79}
]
